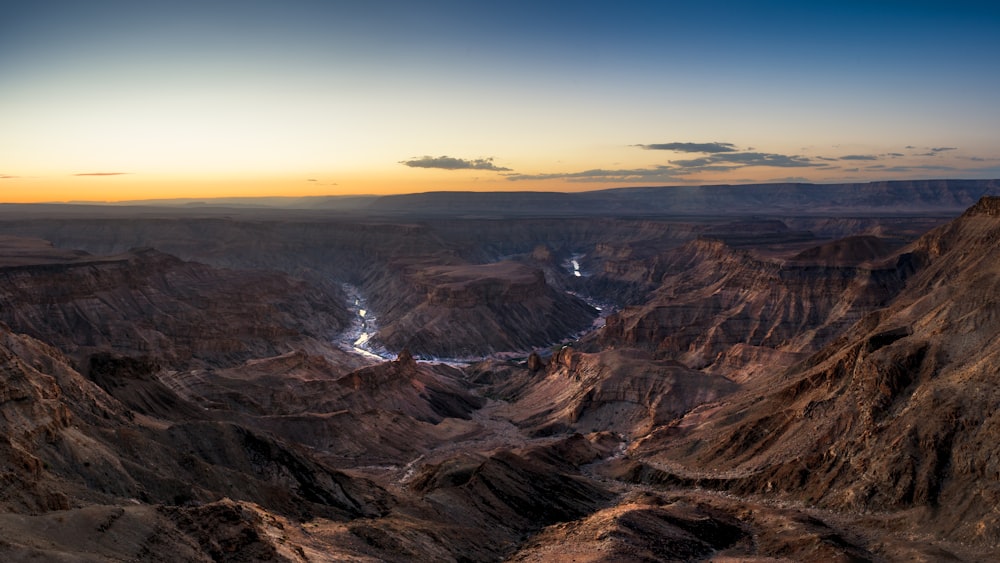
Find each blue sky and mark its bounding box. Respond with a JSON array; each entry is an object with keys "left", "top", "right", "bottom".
[{"left": 2, "top": 0, "right": 999, "bottom": 201}]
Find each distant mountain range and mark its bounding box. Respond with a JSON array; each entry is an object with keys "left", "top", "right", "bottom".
[
  {"left": 365, "top": 179, "right": 1000, "bottom": 217},
  {"left": 5, "top": 179, "right": 999, "bottom": 219}
]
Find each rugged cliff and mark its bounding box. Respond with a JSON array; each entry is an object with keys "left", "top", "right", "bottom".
[
  {"left": 592, "top": 235, "right": 921, "bottom": 381},
  {"left": 621, "top": 197, "right": 1000, "bottom": 544},
  {"left": 0, "top": 321, "right": 389, "bottom": 524},
  {"left": 0, "top": 242, "right": 350, "bottom": 368}
]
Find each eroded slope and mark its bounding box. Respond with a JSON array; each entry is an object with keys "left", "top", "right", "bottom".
[{"left": 620, "top": 197, "right": 1000, "bottom": 544}]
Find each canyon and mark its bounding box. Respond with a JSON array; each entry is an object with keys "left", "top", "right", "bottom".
[{"left": 0, "top": 181, "right": 998, "bottom": 561}]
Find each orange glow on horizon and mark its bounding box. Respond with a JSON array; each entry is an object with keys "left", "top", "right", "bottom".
[
  {"left": 0, "top": 172, "right": 557, "bottom": 204},
  {"left": 2, "top": 147, "right": 996, "bottom": 204}
]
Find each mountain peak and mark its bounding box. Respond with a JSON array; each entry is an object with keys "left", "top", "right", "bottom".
[{"left": 962, "top": 195, "right": 1000, "bottom": 217}]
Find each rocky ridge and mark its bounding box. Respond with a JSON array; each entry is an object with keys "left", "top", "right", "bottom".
[
  {"left": 503, "top": 347, "right": 738, "bottom": 437},
  {"left": 619, "top": 196, "right": 1000, "bottom": 544},
  {"left": 370, "top": 261, "right": 597, "bottom": 358},
  {"left": 0, "top": 245, "right": 351, "bottom": 368},
  {"left": 591, "top": 235, "right": 922, "bottom": 381}
]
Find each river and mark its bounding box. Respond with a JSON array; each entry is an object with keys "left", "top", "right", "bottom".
[{"left": 334, "top": 256, "right": 614, "bottom": 363}]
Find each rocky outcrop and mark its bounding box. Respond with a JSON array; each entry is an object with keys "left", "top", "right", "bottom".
[
  {"left": 526, "top": 351, "right": 545, "bottom": 372},
  {"left": 961, "top": 194, "right": 1000, "bottom": 217}
]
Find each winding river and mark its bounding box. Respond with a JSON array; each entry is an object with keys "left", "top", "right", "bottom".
[{"left": 337, "top": 284, "right": 394, "bottom": 361}]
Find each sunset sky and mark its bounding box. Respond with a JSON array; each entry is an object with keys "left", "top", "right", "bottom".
[{"left": 2, "top": 1, "right": 999, "bottom": 202}]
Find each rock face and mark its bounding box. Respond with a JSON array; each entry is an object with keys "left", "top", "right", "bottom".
[
  {"left": 0, "top": 323, "right": 387, "bottom": 522},
  {"left": 625, "top": 196, "right": 1000, "bottom": 543},
  {"left": 0, "top": 326, "right": 87, "bottom": 512},
  {"left": 508, "top": 347, "right": 738, "bottom": 437},
  {"left": 402, "top": 436, "right": 617, "bottom": 557},
  {"left": 0, "top": 244, "right": 350, "bottom": 368},
  {"left": 592, "top": 236, "right": 921, "bottom": 381},
  {"left": 127, "top": 348, "right": 486, "bottom": 468},
  {"left": 371, "top": 261, "right": 597, "bottom": 358}
]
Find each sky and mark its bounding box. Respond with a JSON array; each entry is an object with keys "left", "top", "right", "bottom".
[{"left": 2, "top": 0, "right": 1000, "bottom": 202}]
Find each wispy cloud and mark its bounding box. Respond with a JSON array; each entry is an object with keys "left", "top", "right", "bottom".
[
  {"left": 73, "top": 172, "right": 130, "bottom": 176},
  {"left": 671, "top": 152, "right": 821, "bottom": 169},
  {"left": 503, "top": 141, "right": 993, "bottom": 186},
  {"left": 401, "top": 156, "right": 511, "bottom": 171},
  {"left": 0, "top": 175, "right": 19, "bottom": 179},
  {"left": 508, "top": 146, "right": 832, "bottom": 184},
  {"left": 637, "top": 142, "right": 737, "bottom": 153},
  {"left": 911, "top": 146, "right": 959, "bottom": 157}
]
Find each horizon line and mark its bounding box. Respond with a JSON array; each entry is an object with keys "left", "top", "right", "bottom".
[{"left": 4, "top": 177, "right": 999, "bottom": 206}]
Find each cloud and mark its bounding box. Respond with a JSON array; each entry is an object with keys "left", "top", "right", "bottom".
[
  {"left": 400, "top": 156, "right": 511, "bottom": 171},
  {"left": 306, "top": 178, "right": 317, "bottom": 182},
  {"left": 73, "top": 172, "right": 130, "bottom": 176},
  {"left": 671, "top": 151, "right": 821, "bottom": 169},
  {"left": 911, "top": 147, "right": 958, "bottom": 157},
  {"left": 0, "top": 175, "right": 19, "bottom": 179},
  {"left": 637, "top": 142, "right": 737, "bottom": 153},
  {"left": 508, "top": 147, "right": 832, "bottom": 184},
  {"left": 502, "top": 141, "right": 983, "bottom": 186},
  {"left": 506, "top": 165, "right": 694, "bottom": 183}
]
